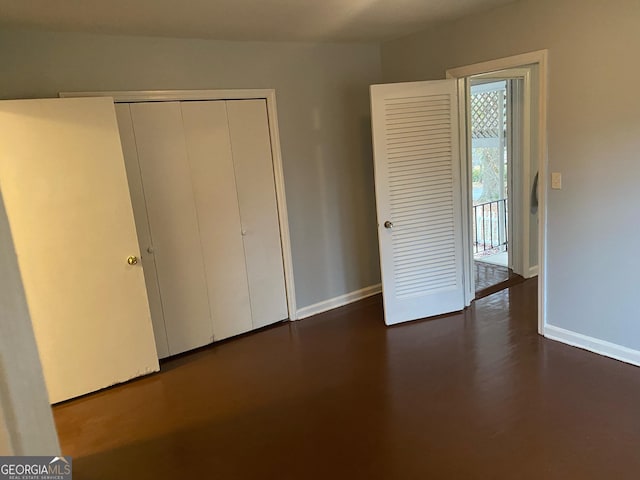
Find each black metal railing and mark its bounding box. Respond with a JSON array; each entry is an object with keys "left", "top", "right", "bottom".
[{"left": 473, "top": 198, "right": 508, "bottom": 254}]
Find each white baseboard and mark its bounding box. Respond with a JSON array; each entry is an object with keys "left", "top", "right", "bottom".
[
  {"left": 296, "top": 283, "right": 382, "bottom": 320},
  {"left": 544, "top": 324, "right": 640, "bottom": 367},
  {"left": 526, "top": 265, "right": 539, "bottom": 278}
]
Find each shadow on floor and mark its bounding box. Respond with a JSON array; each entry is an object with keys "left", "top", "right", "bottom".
[{"left": 474, "top": 260, "right": 525, "bottom": 299}]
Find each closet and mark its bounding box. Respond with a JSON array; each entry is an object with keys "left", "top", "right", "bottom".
[{"left": 115, "top": 99, "right": 288, "bottom": 358}]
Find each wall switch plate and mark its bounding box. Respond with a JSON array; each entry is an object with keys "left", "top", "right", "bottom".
[{"left": 551, "top": 172, "right": 562, "bottom": 190}]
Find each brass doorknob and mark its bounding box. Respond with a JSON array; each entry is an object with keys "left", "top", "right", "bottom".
[{"left": 127, "top": 256, "right": 139, "bottom": 265}]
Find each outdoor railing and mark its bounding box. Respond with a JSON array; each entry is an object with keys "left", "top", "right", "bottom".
[{"left": 473, "top": 198, "right": 508, "bottom": 254}]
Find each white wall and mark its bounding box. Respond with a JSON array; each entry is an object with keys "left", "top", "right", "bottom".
[
  {"left": 382, "top": 0, "right": 640, "bottom": 352},
  {"left": 0, "top": 192, "right": 60, "bottom": 455},
  {"left": 0, "top": 28, "right": 382, "bottom": 310}
]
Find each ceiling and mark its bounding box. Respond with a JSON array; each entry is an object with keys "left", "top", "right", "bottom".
[{"left": 0, "top": 0, "right": 516, "bottom": 43}]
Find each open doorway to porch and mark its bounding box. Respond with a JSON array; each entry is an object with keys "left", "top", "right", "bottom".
[
  {"left": 447, "top": 50, "right": 547, "bottom": 333},
  {"left": 469, "top": 73, "right": 531, "bottom": 298}
]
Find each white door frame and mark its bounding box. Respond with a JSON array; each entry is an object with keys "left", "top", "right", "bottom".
[
  {"left": 446, "top": 50, "right": 548, "bottom": 335},
  {"left": 60, "top": 89, "right": 298, "bottom": 320}
]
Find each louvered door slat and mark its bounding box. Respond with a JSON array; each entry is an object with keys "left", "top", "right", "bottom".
[{"left": 371, "top": 79, "right": 465, "bottom": 325}]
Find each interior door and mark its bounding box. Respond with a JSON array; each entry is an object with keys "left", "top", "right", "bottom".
[
  {"left": 0, "top": 97, "right": 159, "bottom": 403},
  {"left": 370, "top": 80, "right": 465, "bottom": 325}
]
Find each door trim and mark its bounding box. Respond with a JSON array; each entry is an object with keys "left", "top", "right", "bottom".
[
  {"left": 446, "top": 50, "right": 548, "bottom": 335},
  {"left": 60, "top": 89, "right": 298, "bottom": 320}
]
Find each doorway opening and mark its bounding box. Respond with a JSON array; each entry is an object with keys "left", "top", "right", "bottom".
[
  {"left": 448, "top": 50, "right": 547, "bottom": 333},
  {"left": 460, "top": 64, "right": 540, "bottom": 299},
  {"left": 469, "top": 77, "right": 523, "bottom": 297}
]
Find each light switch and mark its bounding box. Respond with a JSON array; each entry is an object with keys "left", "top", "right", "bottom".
[{"left": 551, "top": 172, "right": 562, "bottom": 190}]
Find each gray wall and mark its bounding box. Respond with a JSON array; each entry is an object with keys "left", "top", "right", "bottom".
[
  {"left": 0, "top": 28, "right": 382, "bottom": 310},
  {"left": 382, "top": 0, "right": 640, "bottom": 350}
]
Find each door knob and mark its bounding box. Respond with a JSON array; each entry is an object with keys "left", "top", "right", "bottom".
[
  {"left": 384, "top": 221, "right": 394, "bottom": 229},
  {"left": 127, "top": 256, "right": 139, "bottom": 265}
]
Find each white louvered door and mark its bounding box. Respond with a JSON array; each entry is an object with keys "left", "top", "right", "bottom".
[{"left": 370, "top": 80, "right": 465, "bottom": 325}]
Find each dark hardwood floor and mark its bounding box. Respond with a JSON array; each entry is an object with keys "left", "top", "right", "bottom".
[{"left": 54, "top": 279, "right": 640, "bottom": 479}]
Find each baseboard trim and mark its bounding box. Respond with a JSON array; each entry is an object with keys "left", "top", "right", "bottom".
[
  {"left": 296, "top": 284, "right": 382, "bottom": 320},
  {"left": 527, "top": 265, "right": 539, "bottom": 278},
  {"left": 544, "top": 324, "right": 640, "bottom": 367}
]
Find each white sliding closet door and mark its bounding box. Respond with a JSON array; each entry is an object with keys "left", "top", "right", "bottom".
[
  {"left": 226, "top": 100, "right": 288, "bottom": 328},
  {"left": 129, "top": 102, "right": 213, "bottom": 355},
  {"left": 116, "top": 98, "right": 289, "bottom": 358},
  {"left": 180, "top": 101, "right": 253, "bottom": 340}
]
